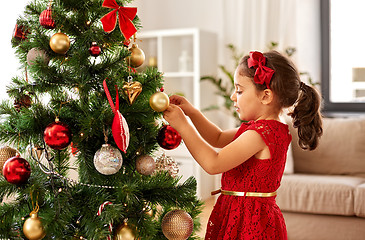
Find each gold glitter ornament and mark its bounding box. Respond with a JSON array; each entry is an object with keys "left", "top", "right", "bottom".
[
  {"left": 161, "top": 210, "right": 194, "bottom": 240},
  {"left": 0, "top": 146, "right": 17, "bottom": 172}
]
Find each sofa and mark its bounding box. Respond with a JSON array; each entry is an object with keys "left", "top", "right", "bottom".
[{"left": 277, "top": 116, "right": 365, "bottom": 240}]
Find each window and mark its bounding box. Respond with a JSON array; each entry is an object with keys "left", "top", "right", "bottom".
[{"left": 321, "top": 0, "right": 365, "bottom": 113}]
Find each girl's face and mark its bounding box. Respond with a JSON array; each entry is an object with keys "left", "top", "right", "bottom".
[{"left": 230, "top": 69, "right": 264, "bottom": 121}]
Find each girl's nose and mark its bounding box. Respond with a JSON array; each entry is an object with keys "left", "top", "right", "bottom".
[{"left": 230, "top": 92, "right": 236, "bottom": 101}]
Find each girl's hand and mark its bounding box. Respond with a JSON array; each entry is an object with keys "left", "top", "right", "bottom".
[
  {"left": 169, "top": 95, "right": 195, "bottom": 116},
  {"left": 163, "top": 104, "right": 189, "bottom": 131}
]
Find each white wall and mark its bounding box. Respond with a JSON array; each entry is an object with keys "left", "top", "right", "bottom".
[
  {"left": 0, "top": 0, "right": 30, "bottom": 100},
  {"left": 133, "top": 0, "right": 223, "bottom": 33},
  {"left": 133, "top": 0, "right": 321, "bottom": 85},
  {"left": 1, "top": 0, "right": 321, "bottom": 102}
]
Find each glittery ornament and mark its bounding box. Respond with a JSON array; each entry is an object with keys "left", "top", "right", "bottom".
[
  {"left": 27, "top": 48, "right": 50, "bottom": 66},
  {"left": 161, "top": 209, "right": 194, "bottom": 240},
  {"left": 94, "top": 144, "right": 123, "bottom": 175},
  {"left": 155, "top": 153, "right": 179, "bottom": 178},
  {"left": 0, "top": 146, "right": 17, "bottom": 172},
  {"left": 135, "top": 155, "right": 155, "bottom": 176}
]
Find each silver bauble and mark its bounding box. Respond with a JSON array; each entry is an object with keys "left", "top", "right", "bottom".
[{"left": 93, "top": 144, "right": 123, "bottom": 175}]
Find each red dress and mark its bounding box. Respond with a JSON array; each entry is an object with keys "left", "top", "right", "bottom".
[{"left": 205, "top": 120, "right": 291, "bottom": 240}]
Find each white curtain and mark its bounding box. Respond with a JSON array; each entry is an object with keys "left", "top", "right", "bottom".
[
  {"left": 222, "top": 0, "right": 297, "bottom": 53},
  {"left": 219, "top": 0, "right": 321, "bottom": 85}
]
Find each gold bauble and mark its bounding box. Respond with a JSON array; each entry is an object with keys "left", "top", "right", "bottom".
[
  {"left": 50, "top": 32, "right": 70, "bottom": 54},
  {"left": 146, "top": 208, "right": 154, "bottom": 217},
  {"left": 0, "top": 146, "right": 17, "bottom": 172},
  {"left": 125, "top": 44, "right": 145, "bottom": 68},
  {"left": 149, "top": 92, "right": 169, "bottom": 112},
  {"left": 114, "top": 223, "right": 137, "bottom": 240},
  {"left": 161, "top": 210, "right": 194, "bottom": 240},
  {"left": 23, "top": 213, "right": 46, "bottom": 240}
]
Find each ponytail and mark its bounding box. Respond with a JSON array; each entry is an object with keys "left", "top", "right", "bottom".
[
  {"left": 289, "top": 82, "right": 323, "bottom": 150},
  {"left": 239, "top": 51, "right": 323, "bottom": 150}
]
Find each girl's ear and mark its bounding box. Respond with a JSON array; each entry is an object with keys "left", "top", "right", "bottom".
[{"left": 260, "top": 89, "right": 274, "bottom": 105}]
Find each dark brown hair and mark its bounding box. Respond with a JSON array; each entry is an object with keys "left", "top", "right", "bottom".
[{"left": 238, "top": 50, "right": 323, "bottom": 150}]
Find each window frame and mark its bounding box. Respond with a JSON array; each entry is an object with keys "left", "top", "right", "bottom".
[{"left": 321, "top": 0, "right": 365, "bottom": 113}]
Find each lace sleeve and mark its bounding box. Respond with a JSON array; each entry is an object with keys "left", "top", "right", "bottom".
[{"left": 246, "top": 120, "right": 291, "bottom": 160}]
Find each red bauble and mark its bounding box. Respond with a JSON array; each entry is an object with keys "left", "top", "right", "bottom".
[
  {"left": 157, "top": 125, "right": 182, "bottom": 150},
  {"left": 2, "top": 156, "right": 31, "bottom": 185},
  {"left": 89, "top": 42, "right": 101, "bottom": 57},
  {"left": 43, "top": 120, "right": 72, "bottom": 150},
  {"left": 39, "top": 7, "right": 55, "bottom": 29}
]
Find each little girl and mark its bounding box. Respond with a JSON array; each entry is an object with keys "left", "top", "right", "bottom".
[{"left": 163, "top": 50, "right": 322, "bottom": 239}]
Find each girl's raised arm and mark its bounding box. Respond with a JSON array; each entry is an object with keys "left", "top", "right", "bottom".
[{"left": 169, "top": 95, "right": 237, "bottom": 148}]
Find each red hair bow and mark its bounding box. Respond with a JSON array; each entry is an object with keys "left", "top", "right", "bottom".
[
  {"left": 247, "top": 51, "right": 275, "bottom": 89},
  {"left": 100, "top": 0, "right": 137, "bottom": 40}
]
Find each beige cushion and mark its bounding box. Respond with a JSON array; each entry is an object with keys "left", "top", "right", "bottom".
[
  {"left": 277, "top": 174, "right": 365, "bottom": 216},
  {"left": 355, "top": 183, "right": 365, "bottom": 217},
  {"left": 283, "top": 212, "right": 365, "bottom": 240},
  {"left": 288, "top": 117, "right": 365, "bottom": 176}
]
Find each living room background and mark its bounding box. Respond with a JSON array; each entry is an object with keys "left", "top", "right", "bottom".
[{"left": 1, "top": 0, "right": 320, "bottom": 102}]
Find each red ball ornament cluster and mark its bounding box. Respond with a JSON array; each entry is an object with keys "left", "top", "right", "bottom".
[
  {"left": 39, "top": 7, "right": 55, "bottom": 29},
  {"left": 2, "top": 156, "right": 31, "bottom": 185},
  {"left": 43, "top": 119, "right": 72, "bottom": 150},
  {"left": 157, "top": 125, "right": 182, "bottom": 150}
]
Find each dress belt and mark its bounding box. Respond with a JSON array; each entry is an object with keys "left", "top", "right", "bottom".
[{"left": 211, "top": 189, "right": 277, "bottom": 197}]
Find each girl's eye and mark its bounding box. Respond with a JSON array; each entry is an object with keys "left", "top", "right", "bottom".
[{"left": 236, "top": 90, "right": 243, "bottom": 95}]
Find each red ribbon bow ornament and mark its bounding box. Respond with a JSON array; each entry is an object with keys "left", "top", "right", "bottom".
[
  {"left": 100, "top": 0, "right": 137, "bottom": 40},
  {"left": 247, "top": 51, "right": 275, "bottom": 89},
  {"left": 103, "top": 79, "right": 130, "bottom": 153}
]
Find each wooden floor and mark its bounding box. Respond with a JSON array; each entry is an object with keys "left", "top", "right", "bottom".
[{"left": 197, "top": 197, "right": 216, "bottom": 238}]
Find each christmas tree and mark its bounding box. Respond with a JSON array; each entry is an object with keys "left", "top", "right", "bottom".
[{"left": 0, "top": 0, "right": 202, "bottom": 239}]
